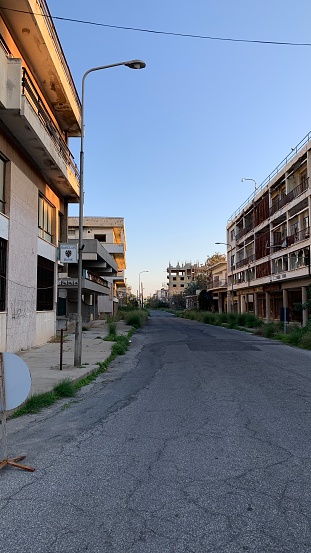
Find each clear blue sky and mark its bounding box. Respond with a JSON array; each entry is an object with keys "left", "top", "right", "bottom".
[{"left": 48, "top": 0, "right": 311, "bottom": 296}]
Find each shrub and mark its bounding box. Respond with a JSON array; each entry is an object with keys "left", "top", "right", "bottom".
[
  {"left": 262, "top": 322, "right": 277, "bottom": 338},
  {"left": 111, "top": 335, "right": 129, "bottom": 355},
  {"left": 299, "top": 331, "right": 311, "bottom": 349}
]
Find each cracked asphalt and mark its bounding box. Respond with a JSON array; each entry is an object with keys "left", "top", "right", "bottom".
[{"left": 2, "top": 310, "right": 311, "bottom": 552}]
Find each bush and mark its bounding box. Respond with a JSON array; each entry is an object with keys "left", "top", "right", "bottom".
[
  {"left": 123, "top": 309, "right": 148, "bottom": 328},
  {"left": 262, "top": 322, "right": 277, "bottom": 338},
  {"left": 299, "top": 331, "right": 311, "bottom": 349},
  {"left": 111, "top": 335, "right": 129, "bottom": 355}
]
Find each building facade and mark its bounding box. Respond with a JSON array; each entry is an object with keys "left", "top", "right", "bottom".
[
  {"left": 167, "top": 262, "right": 194, "bottom": 296},
  {"left": 68, "top": 217, "right": 126, "bottom": 315},
  {"left": 0, "top": 0, "right": 81, "bottom": 351},
  {"left": 226, "top": 131, "right": 311, "bottom": 325}
]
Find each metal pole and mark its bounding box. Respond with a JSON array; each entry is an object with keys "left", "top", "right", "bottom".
[{"left": 74, "top": 60, "right": 146, "bottom": 366}]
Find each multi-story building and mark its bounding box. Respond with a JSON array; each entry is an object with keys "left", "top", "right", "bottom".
[
  {"left": 226, "top": 131, "right": 311, "bottom": 325},
  {"left": 68, "top": 217, "right": 126, "bottom": 315},
  {"left": 206, "top": 260, "right": 228, "bottom": 313},
  {"left": 0, "top": 0, "right": 81, "bottom": 351},
  {"left": 167, "top": 262, "right": 194, "bottom": 296}
]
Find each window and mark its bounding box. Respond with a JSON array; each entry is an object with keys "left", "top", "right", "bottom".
[
  {"left": 0, "top": 156, "right": 6, "bottom": 213},
  {"left": 94, "top": 234, "right": 106, "bottom": 242},
  {"left": 38, "top": 195, "right": 54, "bottom": 243},
  {"left": 37, "top": 256, "right": 54, "bottom": 310},
  {"left": 0, "top": 237, "right": 7, "bottom": 310}
]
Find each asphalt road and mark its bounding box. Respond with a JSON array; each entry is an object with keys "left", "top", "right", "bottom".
[{"left": 2, "top": 311, "right": 311, "bottom": 552}]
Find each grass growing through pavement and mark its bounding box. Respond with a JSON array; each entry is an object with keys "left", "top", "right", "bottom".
[
  {"left": 10, "top": 325, "right": 140, "bottom": 418},
  {"left": 11, "top": 379, "right": 76, "bottom": 417}
]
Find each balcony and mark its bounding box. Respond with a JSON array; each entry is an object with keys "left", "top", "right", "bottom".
[
  {"left": 236, "top": 254, "right": 255, "bottom": 269},
  {"left": 236, "top": 222, "right": 254, "bottom": 242},
  {"left": 0, "top": 53, "right": 80, "bottom": 201},
  {"left": 270, "top": 179, "right": 309, "bottom": 216}
]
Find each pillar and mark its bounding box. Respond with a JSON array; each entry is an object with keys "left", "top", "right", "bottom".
[
  {"left": 265, "top": 291, "right": 271, "bottom": 322},
  {"left": 302, "top": 286, "right": 309, "bottom": 327},
  {"left": 254, "top": 292, "right": 258, "bottom": 318}
]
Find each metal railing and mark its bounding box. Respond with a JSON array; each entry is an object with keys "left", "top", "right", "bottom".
[
  {"left": 87, "top": 272, "right": 109, "bottom": 287},
  {"left": 236, "top": 254, "right": 255, "bottom": 269},
  {"left": 236, "top": 222, "right": 254, "bottom": 241},
  {"left": 0, "top": 34, "right": 11, "bottom": 56},
  {"left": 22, "top": 68, "right": 79, "bottom": 182},
  {"left": 269, "top": 178, "right": 309, "bottom": 216},
  {"left": 287, "top": 226, "right": 310, "bottom": 247},
  {"left": 228, "top": 131, "right": 311, "bottom": 222}
]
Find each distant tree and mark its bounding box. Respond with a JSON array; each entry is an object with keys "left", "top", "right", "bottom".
[
  {"left": 198, "top": 290, "right": 213, "bottom": 311},
  {"left": 170, "top": 293, "right": 186, "bottom": 310},
  {"left": 205, "top": 253, "right": 226, "bottom": 267},
  {"left": 184, "top": 281, "right": 199, "bottom": 296}
]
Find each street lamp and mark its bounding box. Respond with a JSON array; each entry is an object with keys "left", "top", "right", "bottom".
[
  {"left": 241, "top": 177, "right": 258, "bottom": 191},
  {"left": 138, "top": 271, "right": 149, "bottom": 308},
  {"left": 215, "top": 242, "right": 234, "bottom": 313},
  {"left": 74, "top": 59, "right": 146, "bottom": 366}
]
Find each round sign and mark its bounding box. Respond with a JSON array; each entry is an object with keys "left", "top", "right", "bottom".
[{"left": 0, "top": 353, "right": 32, "bottom": 410}]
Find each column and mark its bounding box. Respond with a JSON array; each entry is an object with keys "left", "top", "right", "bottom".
[
  {"left": 265, "top": 291, "right": 270, "bottom": 322},
  {"left": 254, "top": 292, "right": 258, "bottom": 318},
  {"left": 302, "top": 286, "right": 308, "bottom": 327}
]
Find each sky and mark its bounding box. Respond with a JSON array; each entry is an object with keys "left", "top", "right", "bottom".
[{"left": 47, "top": 0, "right": 311, "bottom": 297}]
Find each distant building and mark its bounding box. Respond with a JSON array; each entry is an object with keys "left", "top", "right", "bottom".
[
  {"left": 167, "top": 262, "right": 194, "bottom": 296},
  {"left": 68, "top": 217, "right": 126, "bottom": 316}
]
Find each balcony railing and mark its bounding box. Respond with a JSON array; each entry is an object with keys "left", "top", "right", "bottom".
[
  {"left": 269, "top": 178, "right": 309, "bottom": 216},
  {"left": 235, "top": 222, "right": 254, "bottom": 242},
  {"left": 287, "top": 227, "right": 310, "bottom": 247},
  {"left": 87, "top": 272, "right": 108, "bottom": 287},
  {"left": 236, "top": 254, "right": 255, "bottom": 269},
  {"left": 22, "top": 68, "right": 79, "bottom": 181},
  {"left": 209, "top": 279, "right": 227, "bottom": 289}
]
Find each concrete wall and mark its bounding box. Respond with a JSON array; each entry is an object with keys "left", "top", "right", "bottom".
[
  {"left": 0, "top": 312, "right": 6, "bottom": 350},
  {"left": 36, "top": 311, "right": 55, "bottom": 346}
]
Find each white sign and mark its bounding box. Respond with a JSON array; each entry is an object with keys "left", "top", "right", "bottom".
[{"left": 59, "top": 243, "right": 78, "bottom": 263}]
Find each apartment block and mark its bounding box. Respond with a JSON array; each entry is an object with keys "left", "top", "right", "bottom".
[
  {"left": 68, "top": 217, "right": 126, "bottom": 315},
  {"left": 226, "top": 131, "right": 311, "bottom": 325},
  {"left": 167, "top": 262, "right": 194, "bottom": 296},
  {"left": 0, "top": 0, "right": 81, "bottom": 351}
]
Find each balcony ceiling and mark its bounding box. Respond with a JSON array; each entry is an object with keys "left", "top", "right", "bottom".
[{"left": 0, "top": 0, "right": 81, "bottom": 135}]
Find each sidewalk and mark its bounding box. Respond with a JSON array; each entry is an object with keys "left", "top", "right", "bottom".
[{"left": 16, "top": 320, "right": 129, "bottom": 396}]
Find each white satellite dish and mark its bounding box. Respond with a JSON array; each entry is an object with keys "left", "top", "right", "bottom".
[
  {"left": 0, "top": 352, "right": 35, "bottom": 471},
  {"left": 0, "top": 352, "right": 32, "bottom": 410}
]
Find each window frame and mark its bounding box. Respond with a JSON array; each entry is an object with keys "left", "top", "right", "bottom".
[{"left": 38, "top": 194, "right": 54, "bottom": 243}]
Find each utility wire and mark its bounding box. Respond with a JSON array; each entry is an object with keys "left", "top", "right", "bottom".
[{"left": 1, "top": 6, "right": 311, "bottom": 47}]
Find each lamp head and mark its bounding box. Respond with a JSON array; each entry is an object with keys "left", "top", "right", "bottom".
[{"left": 125, "top": 60, "right": 146, "bottom": 70}]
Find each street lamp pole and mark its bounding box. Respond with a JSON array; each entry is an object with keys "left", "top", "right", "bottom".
[
  {"left": 215, "top": 242, "right": 234, "bottom": 313},
  {"left": 138, "top": 271, "right": 148, "bottom": 309},
  {"left": 74, "top": 60, "right": 146, "bottom": 366}
]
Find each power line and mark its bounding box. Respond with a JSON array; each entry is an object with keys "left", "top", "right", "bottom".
[{"left": 2, "top": 6, "right": 311, "bottom": 47}]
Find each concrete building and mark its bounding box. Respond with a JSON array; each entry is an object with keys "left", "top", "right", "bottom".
[
  {"left": 207, "top": 260, "right": 228, "bottom": 313},
  {"left": 68, "top": 217, "right": 126, "bottom": 315},
  {"left": 167, "top": 262, "right": 194, "bottom": 296},
  {"left": 0, "top": 0, "right": 81, "bottom": 351},
  {"left": 226, "top": 131, "right": 311, "bottom": 325}
]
